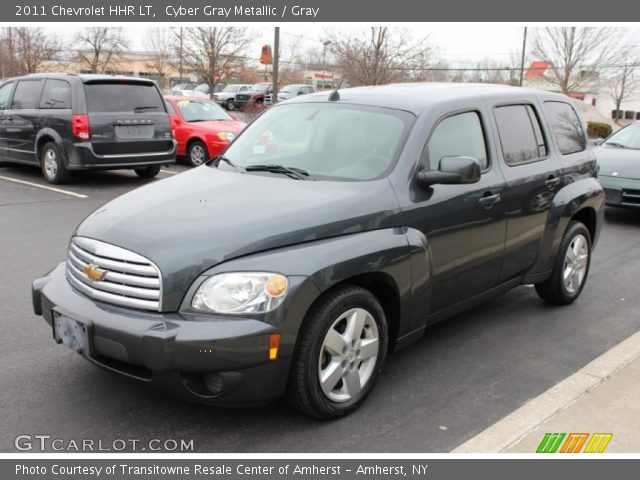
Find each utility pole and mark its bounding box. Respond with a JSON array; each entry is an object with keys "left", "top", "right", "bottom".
[
  {"left": 519, "top": 27, "right": 528, "bottom": 87},
  {"left": 178, "top": 27, "right": 184, "bottom": 82},
  {"left": 272, "top": 27, "right": 279, "bottom": 104}
]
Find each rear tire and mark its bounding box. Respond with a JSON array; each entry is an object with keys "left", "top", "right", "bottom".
[
  {"left": 134, "top": 165, "right": 161, "bottom": 179},
  {"left": 286, "top": 285, "right": 388, "bottom": 419},
  {"left": 535, "top": 221, "right": 592, "bottom": 305},
  {"left": 40, "top": 142, "right": 70, "bottom": 184},
  {"left": 187, "top": 141, "right": 208, "bottom": 167}
]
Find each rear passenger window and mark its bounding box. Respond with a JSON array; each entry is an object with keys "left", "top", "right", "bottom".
[
  {"left": 494, "top": 105, "right": 547, "bottom": 166},
  {"left": 428, "top": 111, "right": 488, "bottom": 170},
  {"left": 543, "top": 101, "right": 586, "bottom": 155},
  {"left": 11, "top": 80, "right": 43, "bottom": 110},
  {"left": 40, "top": 80, "right": 71, "bottom": 109}
]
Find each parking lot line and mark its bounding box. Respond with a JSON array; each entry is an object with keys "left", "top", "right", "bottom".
[
  {"left": 0, "top": 175, "right": 88, "bottom": 199},
  {"left": 160, "top": 169, "right": 178, "bottom": 175}
]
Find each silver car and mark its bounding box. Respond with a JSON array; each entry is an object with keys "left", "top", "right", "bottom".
[
  {"left": 265, "top": 84, "right": 316, "bottom": 105},
  {"left": 214, "top": 84, "right": 253, "bottom": 110}
]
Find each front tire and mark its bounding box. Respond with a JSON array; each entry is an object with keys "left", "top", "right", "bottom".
[
  {"left": 187, "top": 141, "right": 208, "bottom": 167},
  {"left": 535, "top": 221, "right": 592, "bottom": 305},
  {"left": 40, "top": 142, "right": 70, "bottom": 184},
  {"left": 226, "top": 99, "right": 235, "bottom": 111},
  {"left": 287, "top": 285, "right": 388, "bottom": 419},
  {"left": 134, "top": 165, "right": 161, "bottom": 178}
]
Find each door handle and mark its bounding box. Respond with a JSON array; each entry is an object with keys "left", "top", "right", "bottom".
[
  {"left": 545, "top": 176, "right": 561, "bottom": 189},
  {"left": 479, "top": 192, "right": 501, "bottom": 208}
]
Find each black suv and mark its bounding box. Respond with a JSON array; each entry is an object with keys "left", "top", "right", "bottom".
[
  {"left": 32, "top": 84, "right": 604, "bottom": 418},
  {"left": 0, "top": 73, "right": 176, "bottom": 183}
]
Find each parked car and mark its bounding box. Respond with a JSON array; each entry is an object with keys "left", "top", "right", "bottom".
[
  {"left": 172, "top": 83, "right": 198, "bottom": 91},
  {"left": 234, "top": 82, "right": 274, "bottom": 109},
  {"left": 214, "top": 84, "right": 253, "bottom": 110},
  {"left": 594, "top": 121, "right": 640, "bottom": 209},
  {"left": 0, "top": 73, "right": 175, "bottom": 183},
  {"left": 169, "top": 89, "right": 208, "bottom": 98},
  {"left": 32, "top": 84, "right": 603, "bottom": 418},
  {"left": 265, "top": 84, "right": 316, "bottom": 105},
  {"left": 193, "top": 83, "right": 226, "bottom": 97},
  {"left": 165, "top": 95, "right": 246, "bottom": 167}
]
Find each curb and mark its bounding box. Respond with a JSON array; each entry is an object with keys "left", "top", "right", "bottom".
[{"left": 452, "top": 330, "right": 640, "bottom": 453}]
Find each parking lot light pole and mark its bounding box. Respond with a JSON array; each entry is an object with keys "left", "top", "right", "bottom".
[
  {"left": 273, "top": 27, "right": 279, "bottom": 104},
  {"left": 322, "top": 40, "right": 332, "bottom": 89}
]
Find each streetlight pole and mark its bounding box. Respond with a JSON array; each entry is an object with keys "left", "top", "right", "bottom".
[
  {"left": 519, "top": 27, "right": 528, "bottom": 87},
  {"left": 273, "top": 27, "right": 279, "bottom": 104}
]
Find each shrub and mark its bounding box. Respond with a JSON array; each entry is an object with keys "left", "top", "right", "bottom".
[{"left": 587, "top": 121, "right": 612, "bottom": 139}]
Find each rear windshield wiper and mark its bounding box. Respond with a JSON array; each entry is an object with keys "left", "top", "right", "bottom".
[
  {"left": 244, "top": 164, "right": 309, "bottom": 180},
  {"left": 133, "top": 105, "right": 160, "bottom": 112}
]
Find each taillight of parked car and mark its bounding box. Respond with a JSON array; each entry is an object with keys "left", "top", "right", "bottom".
[
  {"left": 168, "top": 114, "right": 178, "bottom": 139},
  {"left": 71, "top": 115, "right": 90, "bottom": 140}
]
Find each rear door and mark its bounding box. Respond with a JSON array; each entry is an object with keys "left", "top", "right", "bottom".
[
  {"left": 490, "top": 102, "right": 565, "bottom": 282},
  {"left": 3, "top": 79, "right": 44, "bottom": 163},
  {"left": 0, "top": 81, "right": 16, "bottom": 158},
  {"left": 82, "top": 80, "right": 173, "bottom": 160}
]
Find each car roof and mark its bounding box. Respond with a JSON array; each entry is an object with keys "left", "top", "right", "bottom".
[{"left": 282, "top": 82, "right": 573, "bottom": 115}]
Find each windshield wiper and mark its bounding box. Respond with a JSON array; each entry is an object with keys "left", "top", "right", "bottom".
[
  {"left": 133, "top": 106, "right": 160, "bottom": 112},
  {"left": 245, "top": 164, "right": 309, "bottom": 180},
  {"left": 605, "top": 142, "right": 627, "bottom": 149}
]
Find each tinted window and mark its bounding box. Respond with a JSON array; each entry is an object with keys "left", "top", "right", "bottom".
[
  {"left": 0, "top": 82, "right": 14, "bottom": 110},
  {"left": 40, "top": 80, "right": 71, "bottom": 109},
  {"left": 11, "top": 80, "right": 43, "bottom": 109},
  {"left": 495, "top": 105, "right": 547, "bottom": 166},
  {"left": 543, "top": 101, "right": 586, "bottom": 155},
  {"left": 427, "top": 111, "right": 488, "bottom": 170},
  {"left": 83, "top": 82, "right": 165, "bottom": 113}
]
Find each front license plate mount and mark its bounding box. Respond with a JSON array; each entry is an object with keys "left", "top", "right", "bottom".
[{"left": 53, "top": 311, "right": 90, "bottom": 356}]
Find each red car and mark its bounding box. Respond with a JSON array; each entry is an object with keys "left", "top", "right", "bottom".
[{"left": 165, "top": 95, "right": 246, "bottom": 167}]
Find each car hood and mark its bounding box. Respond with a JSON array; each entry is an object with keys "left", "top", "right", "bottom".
[
  {"left": 595, "top": 146, "right": 640, "bottom": 179},
  {"left": 75, "top": 167, "right": 399, "bottom": 311},
  {"left": 189, "top": 119, "right": 246, "bottom": 133}
]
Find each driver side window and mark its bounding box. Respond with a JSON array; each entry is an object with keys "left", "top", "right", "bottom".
[
  {"left": 0, "top": 82, "right": 15, "bottom": 110},
  {"left": 427, "top": 111, "right": 488, "bottom": 170}
]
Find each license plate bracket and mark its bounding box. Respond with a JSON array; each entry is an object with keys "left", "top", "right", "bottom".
[{"left": 54, "top": 311, "right": 90, "bottom": 356}]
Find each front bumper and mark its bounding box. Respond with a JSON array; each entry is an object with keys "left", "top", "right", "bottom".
[
  {"left": 599, "top": 175, "right": 640, "bottom": 208},
  {"left": 32, "top": 264, "right": 291, "bottom": 406}
]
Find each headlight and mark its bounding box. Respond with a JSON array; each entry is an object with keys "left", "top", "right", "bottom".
[
  {"left": 191, "top": 272, "right": 288, "bottom": 314},
  {"left": 216, "top": 132, "right": 236, "bottom": 142}
]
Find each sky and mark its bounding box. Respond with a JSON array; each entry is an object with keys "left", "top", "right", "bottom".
[{"left": 43, "top": 24, "right": 526, "bottom": 67}]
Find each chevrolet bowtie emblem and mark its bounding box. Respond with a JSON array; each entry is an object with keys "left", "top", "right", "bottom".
[{"left": 83, "top": 264, "right": 106, "bottom": 282}]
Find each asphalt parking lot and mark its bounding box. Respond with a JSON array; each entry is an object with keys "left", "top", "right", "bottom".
[{"left": 1, "top": 161, "right": 639, "bottom": 453}]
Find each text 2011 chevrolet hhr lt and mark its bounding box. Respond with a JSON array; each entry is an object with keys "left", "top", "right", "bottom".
[{"left": 33, "top": 84, "right": 604, "bottom": 418}]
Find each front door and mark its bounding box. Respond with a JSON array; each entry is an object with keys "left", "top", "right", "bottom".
[
  {"left": 408, "top": 109, "right": 507, "bottom": 313},
  {"left": 3, "top": 79, "right": 43, "bottom": 163}
]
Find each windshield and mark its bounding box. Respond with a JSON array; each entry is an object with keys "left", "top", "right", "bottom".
[
  {"left": 176, "top": 99, "right": 232, "bottom": 122},
  {"left": 221, "top": 103, "right": 414, "bottom": 181},
  {"left": 281, "top": 86, "right": 298, "bottom": 93},
  {"left": 603, "top": 124, "right": 640, "bottom": 149},
  {"left": 223, "top": 85, "right": 241, "bottom": 93},
  {"left": 251, "top": 84, "right": 270, "bottom": 92}
]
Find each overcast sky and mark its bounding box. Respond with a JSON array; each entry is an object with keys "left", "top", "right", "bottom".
[{"left": 44, "top": 24, "right": 527, "bottom": 67}]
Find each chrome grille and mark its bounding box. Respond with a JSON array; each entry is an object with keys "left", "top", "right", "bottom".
[{"left": 66, "top": 237, "right": 162, "bottom": 311}]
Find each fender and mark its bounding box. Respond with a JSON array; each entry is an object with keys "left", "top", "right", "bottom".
[
  {"left": 530, "top": 176, "right": 605, "bottom": 275},
  {"left": 186, "top": 227, "right": 433, "bottom": 352},
  {"left": 35, "top": 128, "right": 67, "bottom": 164}
]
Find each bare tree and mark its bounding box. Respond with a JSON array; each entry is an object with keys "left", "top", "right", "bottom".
[
  {"left": 607, "top": 64, "right": 639, "bottom": 121},
  {"left": 0, "top": 28, "right": 19, "bottom": 78},
  {"left": 144, "top": 28, "right": 173, "bottom": 88},
  {"left": 328, "top": 27, "right": 435, "bottom": 86},
  {"left": 531, "top": 27, "right": 626, "bottom": 93},
  {"left": 180, "top": 27, "right": 252, "bottom": 95},
  {"left": 76, "top": 27, "right": 128, "bottom": 74},
  {"left": 12, "top": 28, "right": 63, "bottom": 74}
]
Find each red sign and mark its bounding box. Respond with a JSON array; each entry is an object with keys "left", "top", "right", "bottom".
[{"left": 260, "top": 45, "right": 273, "bottom": 65}]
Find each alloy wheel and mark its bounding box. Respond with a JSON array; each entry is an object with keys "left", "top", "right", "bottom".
[{"left": 563, "top": 234, "right": 589, "bottom": 294}]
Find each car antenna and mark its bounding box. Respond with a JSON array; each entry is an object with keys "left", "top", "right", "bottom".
[{"left": 328, "top": 77, "right": 346, "bottom": 102}]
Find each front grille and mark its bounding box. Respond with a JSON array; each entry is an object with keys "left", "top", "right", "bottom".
[
  {"left": 622, "top": 189, "right": 640, "bottom": 205},
  {"left": 66, "top": 237, "right": 162, "bottom": 311}
]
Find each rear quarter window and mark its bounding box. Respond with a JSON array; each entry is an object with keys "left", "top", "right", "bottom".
[
  {"left": 84, "top": 82, "right": 165, "bottom": 113},
  {"left": 543, "top": 101, "right": 587, "bottom": 155}
]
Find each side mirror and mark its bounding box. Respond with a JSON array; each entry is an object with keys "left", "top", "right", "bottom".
[
  {"left": 229, "top": 113, "right": 238, "bottom": 120},
  {"left": 416, "top": 156, "right": 482, "bottom": 187}
]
